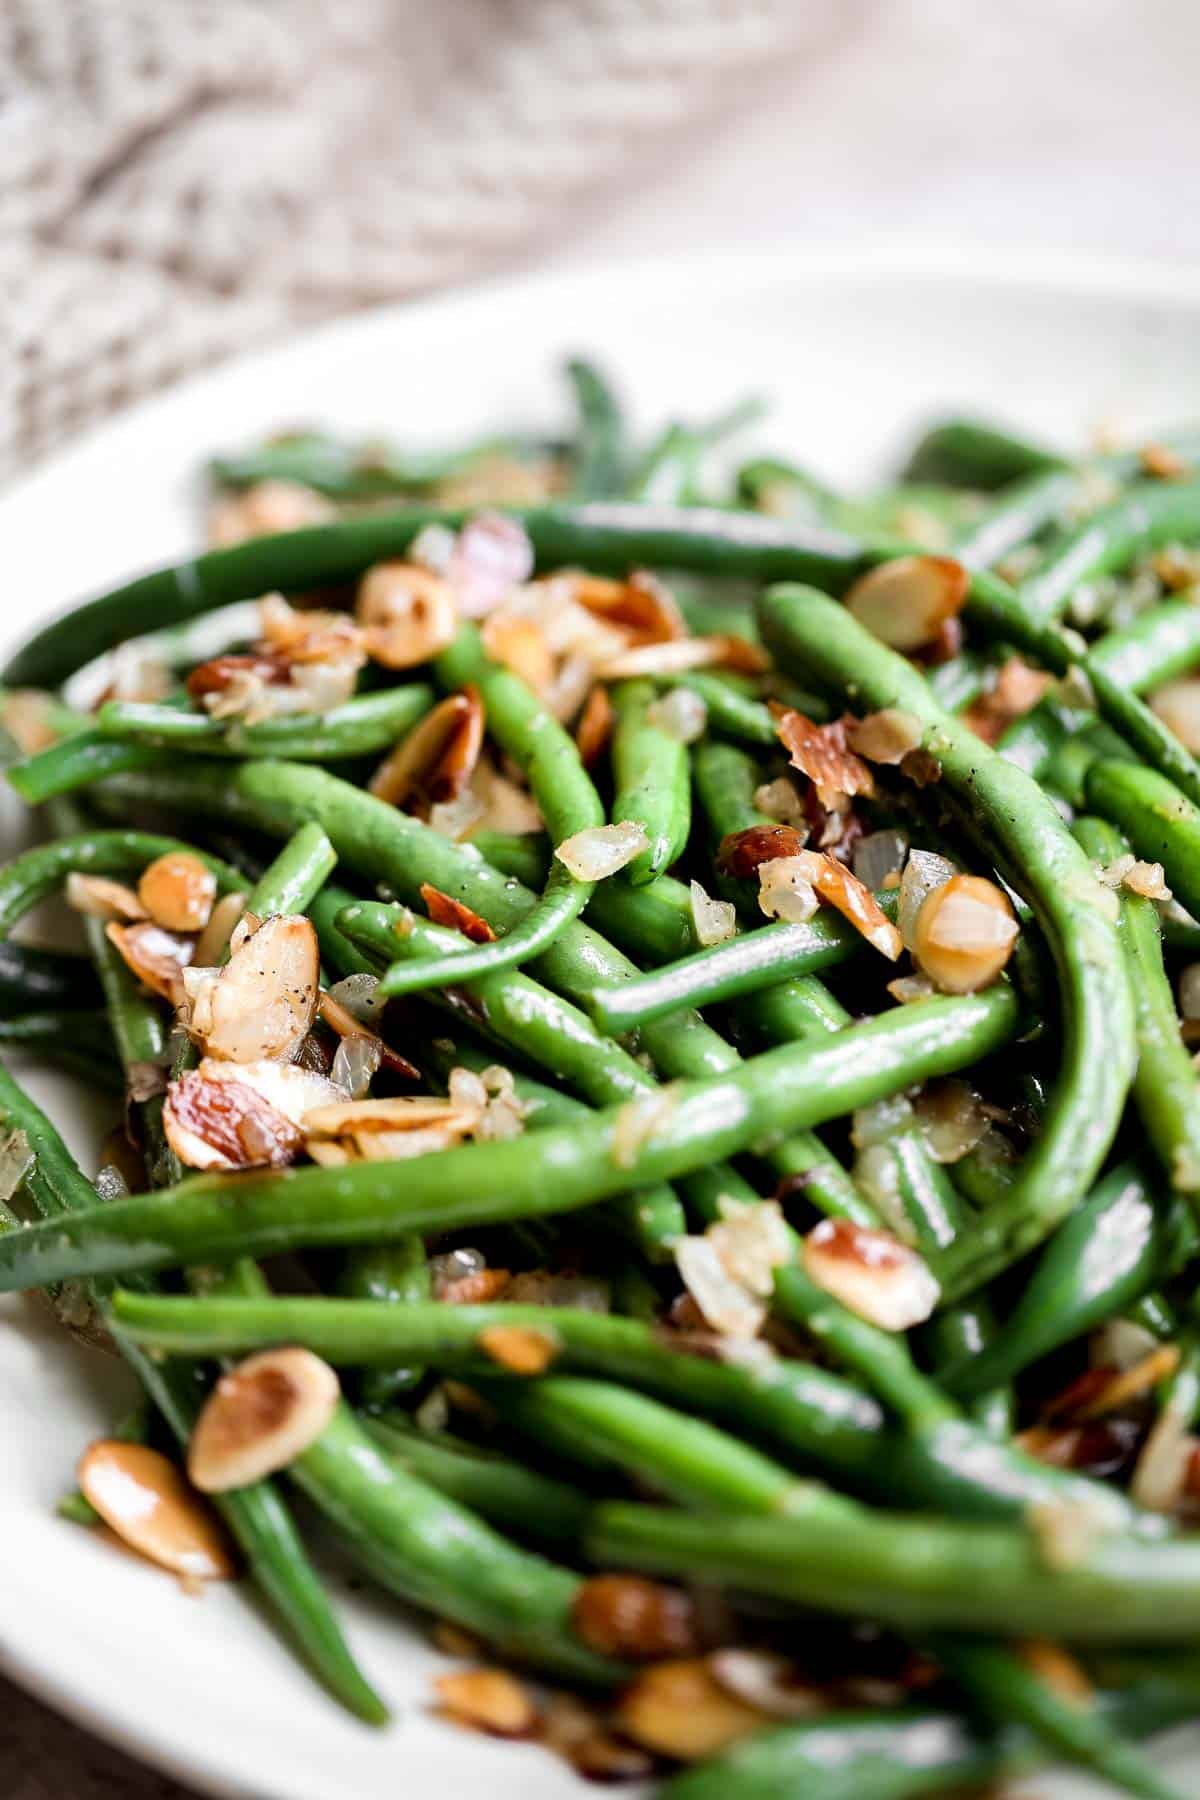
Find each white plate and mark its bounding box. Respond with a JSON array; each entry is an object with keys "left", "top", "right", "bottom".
[{"left": 3, "top": 247, "right": 1200, "bottom": 1800}]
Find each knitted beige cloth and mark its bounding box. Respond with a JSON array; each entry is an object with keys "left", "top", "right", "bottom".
[{"left": 1, "top": 0, "right": 842, "bottom": 482}]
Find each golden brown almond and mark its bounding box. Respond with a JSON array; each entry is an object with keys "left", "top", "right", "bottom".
[
  {"left": 572, "top": 1575, "right": 699, "bottom": 1660},
  {"left": 163, "top": 1068, "right": 306, "bottom": 1171},
  {"left": 257, "top": 593, "right": 366, "bottom": 668},
  {"left": 575, "top": 568, "right": 687, "bottom": 643},
  {"left": 208, "top": 480, "right": 334, "bottom": 547},
  {"left": 105, "top": 920, "right": 195, "bottom": 1000},
  {"left": 303, "top": 1094, "right": 479, "bottom": 1135},
  {"left": 438, "top": 1268, "right": 513, "bottom": 1305},
  {"left": 773, "top": 708, "right": 876, "bottom": 807},
  {"left": 844, "top": 555, "right": 969, "bottom": 651},
  {"left": 481, "top": 613, "right": 555, "bottom": 689},
  {"left": 187, "top": 1348, "right": 339, "bottom": 1492},
  {"left": 802, "top": 1218, "right": 940, "bottom": 1330},
  {"left": 369, "top": 688, "right": 484, "bottom": 814},
  {"left": 200, "top": 913, "right": 320, "bottom": 1063},
  {"left": 477, "top": 1323, "right": 558, "bottom": 1374},
  {"left": 420, "top": 882, "right": 497, "bottom": 943},
  {"left": 137, "top": 851, "right": 218, "bottom": 934},
  {"left": 78, "top": 1441, "right": 236, "bottom": 1580},
  {"left": 717, "top": 823, "right": 808, "bottom": 879},
  {"left": 434, "top": 1668, "right": 537, "bottom": 1737},
  {"left": 356, "top": 562, "right": 457, "bottom": 669},
  {"left": 597, "top": 635, "right": 767, "bottom": 680},
  {"left": 913, "top": 873, "right": 1018, "bottom": 994},
  {"left": 788, "top": 848, "right": 903, "bottom": 960},
  {"left": 614, "top": 1659, "right": 767, "bottom": 1761},
  {"left": 574, "top": 683, "right": 615, "bottom": 766},
  {"left": 186, "top": 652, "right": 290, "bottom": 701},
  {"left": 845, "top": 708, "right": 923, "bottom": 766},
  {"left": 65, "top": 873, "right": 147, "bottom": 923}
]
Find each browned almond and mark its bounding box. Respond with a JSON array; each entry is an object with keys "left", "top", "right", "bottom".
[
  {"left": 802, "top": 1218, "right": 939, "bottom": 1329},
  {"left": 1016, "top": 1639, "right": 1093, "bottom": 1704},
  {"left": 200, "top": 913, "right": 319, "bottom": 1063},
  {"left": 846, "top": 708, "right": 923, "bottom": 766},
  {"left": 717, "top": 823, "right": 808, "bottom": 879},
  {"left": 960, "top": 656, "right": 1053, "bottom": 745},
  {"left": 477, "top": 1323, "right": 558, "bottom": 1374},
  {"left": 164, "top": 1068, "right": 305, "bottom": 1171},
  {"left": 65, "top": 873, "right": 147, "bottom": 923},
  {"left": 614, "top": 1659, "right": 767, "bottom": 1761},
  {"left": 574, "top": 683, "right": 615, "bottom": 768},
  {"left": 480, "top": 613, "right": 555, "bottom": 689},
  {"left": 258, "top": 594, "right": 365, "bottom": 667},
  {"left": 420, "top": 882, "right": 496, "bottom": 943},
  {"left": 2, "top": 689, "right": 66, "bottom": 754},
  {"left": 187, "top": 1347, "right": 339, "bottom": 1492},
  {"left": 787, "top": 849, "right": 902, "bottom": 959},
  {"left": 356, "top": 562, "right": 457, "bottom": 668},
  {"left": 439, "top": 1268, "right": 512, "bottom": 1305},
  {"left": 304, "top": 1095, "right": 479, "bottom": 1135},
  {"left": 369, "top": 687, "right": 484, "bottom": 814},
  {"left": 106, "top": 920, "right": 195, "bottom": 1000},
  {"left": 78, "top": 1441, "right": 236, "bottom": 1580},
  {"left": 192, "top": 890, "right": 248, "bottom": 967},
  {"left": 913, "top": 873, "right": 1018, "bottom": 993},
  {"left": 1141, "top": 441, "right": 1189, "bottom": 480},
  {"left": 844, "top": 555, "right": 969, "bottom": 651},
  {"left": 1073, "top": 1346, "right": 1181, "bottom": 1419},
  {"left": 434, "top": 1668, "right": 537, "bottom": 1737},
  {"left": 208, "top": 480, "right": 334, "bottom": 547},
  {"left": 572, "top": 1575, "right": 699, "bottom": 1660},
  {"left": 773, "top": 708, "right": 876, "bottom": 807},
  {"left": 186, "top": 652, "right": 290, "bottom": 700},
  {"left": 598, "top": 635, "right": 767, "bottom": 680},
  {"left": 575, "top": 569, "right": 687, "bottom": 643},
  {"left": 137, "top": 851, "right": 217, "bottom": 933}
]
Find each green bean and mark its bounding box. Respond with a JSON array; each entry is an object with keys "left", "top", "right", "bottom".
[
  {"left": 940, "top": 1163, "right": 1194, "bottom": 1399},
  {"left": 1092, "top": 598, "right": 1200, "bottom": 691},
  {"left": 1075, "top": 813, "right": 1200, "bottom": 1194},
  {"left": 337, "top": 1239, "right": 429, "bottom": 1408},
  {"left": 660, "top": 672, "right": 781, "bottom": 744},
  {"left": 364, "top": 1415, "right": 591, "bottom": 1549},
  {"left": 625, "top": 397, "right": 765, "bottom": 505},
  {"left": 759, "top": 583, "right": 1136, "bottom": 1301},
  {"left": 0, "top": 988, "right": 1017, "bottom": 1290},
  {"left": 586, "top": 1498, "right": 1200, "bottom": 1642},
  {"left": 0, "top": 1011, "right": 121, "bottom": 1089},
  {"left": 290, "top": 1404, "right": 618, "bottom": 1684},
  {"left": 927, "top": 649, "right": 993, "bottom": 710},
  {"left": 0, "top": 941, "right": 102, "bottom": 1015},
  {"left": 565, "top": 358, "right": 627, "bottom": 498},
  {"left": 210, "top": 431, "right": 548, "bottom": 499},
  {"left": 7, "top": 732, "right": 161, "bottom": 804},
  {"left": 0, "top": 831, "right": 245, "bottom": 936},
  {"left": 1085, "top": 758, "right": 1200, "bottom": 923},
  {"left": 903, "top": 418, "right": 1068, "bottom": 490},
  {"left": 609, "top": 678, "right": 690, "bottom": 883},
  {"left": 94, "top": 684, "right": 433, "bottom": 763},
  {"left": 1016, "top": 477, "right": 1200, "bottom": 627},
  {"left": 736, "top": 455, "right": 840, "bottom": 522},
  {"left": 468, "top": 829, "right": 548, "bottom": 888}
]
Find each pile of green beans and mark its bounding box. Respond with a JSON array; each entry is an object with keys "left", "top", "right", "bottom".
[{"left": 5, "top": 372, "right": 1200, "bottom": 1796}]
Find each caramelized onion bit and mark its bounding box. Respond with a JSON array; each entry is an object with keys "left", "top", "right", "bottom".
[
  {"left": 773, "top": 708, "right": 876, "bottom": 807},
  {"left": 554, "top": 820, "right": 648, "bottom": 881},
  {"left": 689, "top": 879, "right": 737, "bottom": 946},
  {"left": 572, "top": 1576, "right": 699, "bottom": 1660},
  {"left": 137, "top": 852, "right": 217, "bottom": 934},
  {"left": 897, "top": 849, "right": 959, "bottom": 949},
  {"left": 844, "top": 555, "right": 969, "bottom": 651},
  {"left": 756, "top": 854, "right": 818, "bottom": 925},
  {"left": 802, "top": 1218, "right": 939, "bottom": 1330},
  {"left": 78, "top": 1440, "right": 236, "bottom": 1580},
  {"left": 420, "top": 882, "right": 496, "bottom": 943},
  {"left": 913, "top": 874, "right": 1018, "bottom": 993},
  {"left": 615, "top": 1659, "right": 767, "bottom": 1761},
  {"left": 647, "top": 687, "right": 708, "bottom": 744},
  {"left": 369, "top": 687, "right": 484, "bottom": 815},
  {"left": 356, "top": 562, "right": 457, "bottom": 668},
  {"left": 188, "top": 1348, "right": 339, "bottom": 1492}
]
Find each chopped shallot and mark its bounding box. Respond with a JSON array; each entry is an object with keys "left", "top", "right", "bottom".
[
  {"left": 646, "top": 687, "right": 708, "bottom": 743},
  {"left": 555, "top": 820, "right": 648, "bottom": 881},
  {"left": 846, "top": 708, "right": 923, "bottom": 766},
  {"left": 689, "top": 879, "right": 737, "bottom": 946},
  {"left": 913, "top": 875, "right": 1018, "bottom": 993},
  {"left": 897, "top": 849, "right": 959, "bottom": 950}
]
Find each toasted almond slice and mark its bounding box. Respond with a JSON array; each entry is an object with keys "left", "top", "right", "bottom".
[
  {"left": 208, "top": 479, "right": 334, "bottom": 547},
  {"left": 477, "top": 1323, "right": 558, "bottom": 1374},
  {"left": 575, "top": 569, "right": 687, "bottom": 643},
  {"left": 258, "top": 593, "right": 366, "bottom": 668},
  {"left": 106, "top": 920, "right": 195, "bottom": 999},
  {"left": 845, "top": 555, "right": 969, "bottom": 651},
  {"left": 187, "top": 1348, "right": 340, "bottom": 1492},
  {"left": 913, "top": 874, "right": 1018, "bottom": 993},
  {"left": 349, "top": 1125, "right": 463, "bottom": 1161},
  {"left": 960, "top": 656, "right": 1052, "bottom": 744},
  {"left": 137, "top": 852, "right": 218, "bottom": 933},
  {"left": 574, "top": 684, "right": 615, "bottom": 766},
  {"left": 1074, "top": 1346, "right": 1181, "bottom": 1419},
  {"left": 572, "top": 1575, "right": 698, "bottom": 1659},
  {"left": 789, "top": 849, "right": 903, "bottom": 960},
  {"left": 201, "top": 1057, "right": 343, "bottom": 1123},
  {"left": 356, "top": 562, "right": 457, "bottom": 669},
  {"left": 615, "top": 1659, "right": 767, "bottom": 1761},
  {"left": 78, "top": 1441, "right": 236, "bottom": 1580},
  {"left": 368, "top": 688, "right": 484, "bottom": 813},
  {"left": 802, "top": 1218, "right": 940, "bottom": 1330},
  {"left": 186, "top": 652, "right": 290, "bottom": 702},
  {"left": 468, "top": 756, "right": 544, "bottom": 836},
  {"left": 434, "top": 1667, "right": 537, "bottom": 1737},
  {"left": 846, "top": 708, "right": 923, "bottom": 766},
  {"left": 66, "top": 873, "right": 147, "bottom": 923},
  {"left": 773, "top": 707, "right": 876, "bottom": 807},
  {"left": 756, "top": 854, "right": 819, "bottom": 926},
  {"left": 717, "top": 823, "right": 808, "bottom": 879},
  {"left": 304, "top": 1095, "right": 480, "bottom": 1135},
  {"left": 481, "top": 613, "right": 555, "bottom": 689},
  {"left": 202, "top": 913, "right": 319, "bottom": 1063},
  {"left": 420, "top": 882, "right": 496, "bottom": 943},
  {"left": 554, "top": 820, "right": 648, "bottom": 881},
  {"left": 597, "top": 635, "right": 766, "bottom": 679},
  {"left": 164, "top": 1068, "right": 306, "bottom": 1171}
]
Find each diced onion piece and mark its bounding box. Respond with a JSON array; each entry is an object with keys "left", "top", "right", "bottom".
[
  {"left": 326, "top": 973, "right": 386, "bottom": 1025},
  {"left": 753, "top": 777, "right": 808, "bottom": 827},
  {"left": 477, "top": 1324, "right": 558, "bottom": 1374},
  {"left": 1151, "top": 678, "right": 1200, "bottom": 753},
  {"left": 897, "top": 849, "right": 958, "bottom": 949},
  {"left": 802, "top": 1218, "right": 939, "bottom": 1330},
  {"left": 201, "top": 913, "right": 320, "bottom": 1063},
  {"left": 434, "top": 1667, "right": 538, "bottom": 1738},
  {"left": 188, "top": 1348, "right": 340, "bottom": 1493},
  {"left": 887, "top": 972, "right": 936, "bottom": 1005},
  {"left": 329, "top": 1032, "right": 382, "bottom": 1100},
  {"left": 709, "top": 1199, "right": 792, "bottom": 1297},
  {"left": 851, "top": 1093, "right": 915, "bottom": 1150},
  {"left": 355, "top": 562, "right": 457, "bottom": 668},
  {"left": 674, "top": 1237, "right": 765, "bottom": 1339},
  {"left": 65, "top": 873, "right": 147, "bottom": 922},
  {"left": 844, "top": 554, "right": 969, "bottom": 651},
  {"left": 615, "top": 1659, "right": 767, "bottom": 1761},
  {"left": 708, "top": 1650, "right": 823, "bottom": 1720},
  {"left": 469, "top": 757, "right": 543, "bottom": 836},
  {"left": 446, "top": 512, "right": 535, "bottom": 618},
  {"left": 689, "top": 879, "right": 736, "bottom": 947},
  {"left": 1179, "top": 963, "right": 1200, "bottom": 1020},
  {"left": 480, "top": 613, "right": 555, "bottom": 689},
  {"left": 611, "top": 1089, "right": 677, "bottom": 1169},
  {"left": 555, "top": 820, "right": 648, "bottom": 881},
  {"left": 1122, "top": 860, "right": 1171, "bottom": 901},
  {"left": 846, "top": 708, "right": 923, "bottom": 766},
  {"left": 646, "top": 687, "right": 708, "bottom": 743},
  {"left": 1092, "top": 1318, "right": 1161, "bottom": 1373},
  {"left": 78, "top": 1441, "right": 236, "bottom": 1579},
  {"left": 914, "top": 1078, "right": 989, "bottom": 1164},
  {"left": 756, "top": 855, "right": 818, "bottom": 924},
  {"left": 853, "top": 829, "right": 909, "bottom": 891},
  {"left": 1132, "top": 1401, "right": 1197, "bottom": 1514},
  {"left": 1027, "top": 1496, "right": 1112, "bottom": 1572},
  {"left": 2, "top": 689, "right": 66, "bottom": 754},
  {"left": 137, "top": 852, "right": 217, "bottom": 934},
  {"left": 428, "top": 790, "right": 486, "bottom": 840},
  {"left": 913, "top": 874, "right": 1018, "bottom": 993}
]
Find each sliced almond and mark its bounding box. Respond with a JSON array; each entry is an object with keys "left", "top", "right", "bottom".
[
  {"left": 574, "top": 684, "right": 615, "bottom": 766},
  {"left": 77, "top": 1441, "right": 236, "bottom": 1580},
  {"left": 481, "top": 613, "right": 555, "bottom": 689},
  {"left": 434, "top": 1667, "right": 537, "bottom": 1737},
  {"left": 708, "top": 1650, "right": 824, "bottom": 1719},
  {"left": 844, "top": 555, "right": 969, "bottom": 651},
  {"left": 349, "top": 1125, "right": 464, "bottom": 1161},
  {"left": 106, "top": 920, "right": 195, "bottom": 1000},
  {"left": 163, "top": 1067, "right": 306, "bottom": 1171},
  {"left": 773, "top": 707, "right": 876, "bottom": 807},
  {"left": 913, "top": 874, "right": 1018, "bottom": 993},
  {"left": 187, "top": 1348, "right": 340, "bottom": 1492},
  {"left": 368, "top": 687, "right": 484, "bottom": 814},
  {"left": 785, "top": 849, "right": 903, "bottom": 959},
  {"left": 477, "top": 1323, "right": 558, "bottom": 1374},
  {"left": 717, "top": 823, "right": 808, "bottom": 879},
  {"left": 137, "top": 852, "right": 218, "bottom": 933},
  {"left": 304, "top": 1095, "right": 481, "bottom": 1136},
  {"left": 846, "top": 708, "right": 923, "bottom": 766},
  {"left": 574, "top": 569, "right": 687, "bottom": 643},
  {"left": 598, "top": 634, "right": 766, "bottom": 680},
  {"left": 960, "top": 656, "right": 1052, "bottom": 744},
  {"left": 571, "top": 1575, "right": 699, "bottom": 1659},
  {"left": 802, "top": 1218, "right": 939, "bottom": 1330},
  {"left": 615, "top": 1658, "right": 767, "bottom": 1761},
  {"left": 201, "top": 913, "right": 319, "bottom": 1063},
  {"left": 186, "top": 652, "right": 290, "bottom": 703},
  {"left": 208, "top": 479, "right": 334, "bottom": 547},
  {"left": 65, "top": 873, "right": 147, "bottom": 923},
  {"left": 356, "top": 562, "right": 457, "bottom": 669},
  {"left": 420, "top": 882, "right": 496, "bottom": 943},
  {"left": 258, "top": 593, "right": 366, "bottom": 669}
]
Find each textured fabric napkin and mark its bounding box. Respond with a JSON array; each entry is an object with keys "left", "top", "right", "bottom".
[{"left": 0, "top": 0, "right": 842, "bottom": 482}]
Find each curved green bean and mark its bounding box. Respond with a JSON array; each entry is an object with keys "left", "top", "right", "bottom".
[
  {"left": 0, "top": 831, "right": 245, "bottom": 936},
  {"left": 94, "top": 683, "right": 433, "bottom": 763},
  {"left": 609, "top": 678, "right": 690, "bottom": 883}
]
